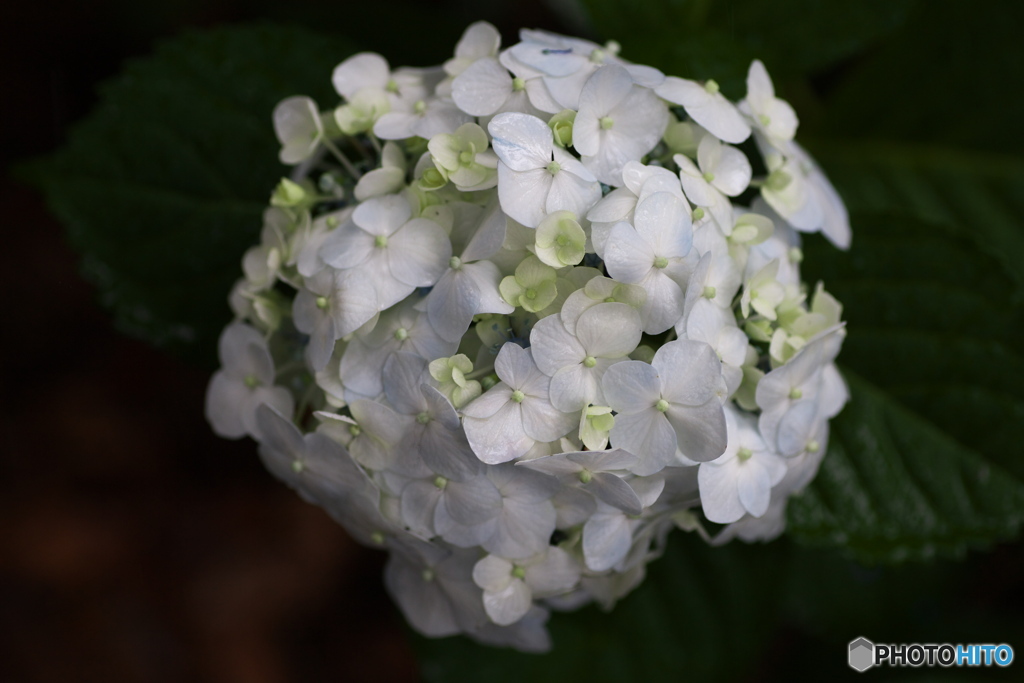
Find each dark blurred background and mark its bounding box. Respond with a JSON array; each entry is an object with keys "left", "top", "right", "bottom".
[{"left": 3, "top": 1, "right": 1022, "bottom": 682}]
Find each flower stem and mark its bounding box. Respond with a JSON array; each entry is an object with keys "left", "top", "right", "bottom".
[
  {"left": 322, "top": 138, "right": 361, "bottom": 180},
  {"left": 465, "top": 365, "right": 495, "bottom": 380}
]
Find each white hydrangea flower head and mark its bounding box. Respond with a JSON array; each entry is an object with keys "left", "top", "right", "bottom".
[{"left": 205, "top": 22, "right": 851, "bottom": 652}]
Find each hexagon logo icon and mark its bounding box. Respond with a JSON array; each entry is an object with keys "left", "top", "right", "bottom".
[{"left": 849, "top": 637, "right": 875, "bottom": 672}]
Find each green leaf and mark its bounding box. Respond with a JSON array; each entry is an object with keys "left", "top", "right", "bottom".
[
  {"left": 414, "top": 531, "right": 782, "bottom": 683},
  {"left": 806, "top": 141, "right": 1024, "bottom": 295},
  {"left": 789, "top": 211, "right": 1024, "bottom": 562},
  {"left": 577, "top": 0, "right": 916, "bottom": 95},
  {"left": 790, "top": 372, "right": 1024, "bottom": 562},
  {"left": 822, "top": 0, "right": 1024, "bottom": 155},
  {"left": 22, "top": 24, "right": 355, "bottom": 363}
]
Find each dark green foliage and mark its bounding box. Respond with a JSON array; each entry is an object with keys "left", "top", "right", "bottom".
[
  {"left": 578, "top": 0, "right": 916, "bottom": 96},
  {"left": 23, "top": 24, "right": 354, "bottom": 363},
  {"left": 786, "top": 208, "right": 1024, "bottom": 561}
]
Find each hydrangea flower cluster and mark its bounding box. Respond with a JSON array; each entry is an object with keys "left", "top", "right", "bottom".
[{"left": 206, "top": 23, "right": 850, "bottom": 652}]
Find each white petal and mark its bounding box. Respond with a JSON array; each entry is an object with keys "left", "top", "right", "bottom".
[
  {"left": 637, "top": 269, "right": 686, "bottom": 335},
  {"left": 461, "top": 383, "right": 514, "bottom": 419},
  {"left": 587, "top": 187, "right": 637, "bottom": 223},
  {"left": 548, "top": 364, "right": 603, "bottom": 413},
  {"left": 529, "top": 314, "right": 585, "bottom": 376},
  {"left": 737, "top": 463, "right": 773, "bottom": 517},
  {"left": 698, "top": 460, "right": 746, "bottom": 524},
  {"left": 574, "top": 64, "right": 633, "bottom": 156},
  {"left": 453, "top": 57, "right": 512, "bottom": 116},
  {"left": 255, "top": 403, "right": 304, "bottom": 465},
  {"left": 653, "top": 339, "right": 723, "bottom": 406},
  {"left": 306, "top": 313, "right": 337, "bottom": 372},
  {"left": 583, "top": 512, "right": 631, "bottom": 572},
  {"left": 318, "top": 222, "right": 374, "bottom": 270},
  {"left": 354, "top": 194, "right": 412, "bottom": 236},
  {"left": 587, "top": 472, "right": 642, "bottom": 515},
  {"left": 426, "top": 270, "right": 478, "bottom": 344},
  {"left": 354, "top": 167, "right": 406, "bottom": 201},
  {"left": 609, "top": 410, "right": 676, "bottom": 476},
  {"left": 489, "top": 112, "right": 552, "bottom": 171},
  {"left": 350, "top": 398, "right": 406, "bottom": 444},
  {"left": 655, "top": 77, "right": 751, "bottom": 144},
  {"left": 604, "top": 222, "right": 655, "bottom": 284},
  {"left": 473, "top": 554, "right": 513, "bottom": 592},
  {"left": 567, "top": 448, "right": 638, "bottom": 472},
  {"left": 664, "top": 399, "right": 728, "bottom": 463},
  {"left": 601, "top": 360, "right": 661, "bottom": 414},
  {"left": 525, "top": 546, "right": 580, "bottom": 596},
  {"left": 205, "top": 372, "right": 248, "bottom": 439},
  {"left": 520, "top": 396, "right": 577, "bottom": 443},
  {"left": 485, "top": 498, "right": 555, "bottom": 559},
  {"left": 552, "top": 486, "right": 596, "bottom": 527},
  {"left": 494, "top": 342, "right": 542, "bottom": 390},
  {"left": 334, "top": 273, "right": 381, "bottom": 337},
  {"left": 444, "top": 477, "right": 503, "bottom": 526},
  {"left": 576, "top": 302, "right": 642, "bottom": 358},
  {"left": 464, "top": 402, "right": 534, "bottom": 464},
  {"left": 414, "top": 100, "right": 473, "bottom": 140},
  {"left": 495, "top": 464, "right": 561, "bottom": 502},
  {"left": 546, "top": 154, "right": 602, "bottom": 218},
  {"left": 400, "top": 481, "right": 442, "bottom": 536},
  {"left": 498, "top": 165, "right": 552, "bottom": 228},
  {"left": 435, "top": 506, "right": 497, "bottom": 548},
  {"left": 382, "top": 352, "right": 428, "bottom": 415},
  {"left": 775, "top": 400, "right": 819, "bottom": 456},
  {"left": 428, "top": 261, "right": 512, "bottom": 343},
  {"left": 217, "top": 322, "right": 266, "bottom": 368},
  {"left": 384, "top": 553, "right": 459, "bottom": 637},
  {"left": 461, "top": 202, "right": 508, "bottom": 262},
  {"left": 420, "top": 424, "right": 481, "bottom": 482},
  {"left": 747, "top": 59, "right": 774, "bottom": 100},
  {"left": 703, "top": 139, "right": 751, "bottom": 197},
  {"left": 332, "top": 53, "right": 389, "bottom": 99},
  {"left": 633, "top": 192, "right": 692, "bottom": 258},
  {"left": 516, "top": 454, "right": 581, "bottom": 477},
  {"left": 679, "top": 174, "right": 718, "bottom": 211},
  {"left": 372, "top": 111, "right": 419, "bottom": 140},
  {"left": 483, "top": 579, "right": 533, "bottom": 626},
  {"left": 388, "top": 218, "right": 451, "bottom": 287}
]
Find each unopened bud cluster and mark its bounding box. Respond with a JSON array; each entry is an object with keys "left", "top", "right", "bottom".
[{"left": 207, "top": 23, "right": 850, "bottom": 652}]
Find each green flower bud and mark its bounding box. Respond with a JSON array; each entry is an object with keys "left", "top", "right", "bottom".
[
  {"left": 418, "top": 165, "right": 449, "bottom": 191},
  {"left": 548, "top": 109, "right": 576, "bottom": 148},
  {"left": 744, "top": 318, "right": 774, "bottom": 343},
  {"left": 535, "top": 211, "right": 586, "bottom": 268},
  {"left": 500, "top": 256, "right": 558, "bottom": 312},
  {"left": 663, "top": 116, "right": 701, "bottom": 157},
  {"left": 270, "top": 178, "right": 312, "bottom": 208},
  {"left": 630, "top": 344, "right": 656, "bottom": 363}
]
